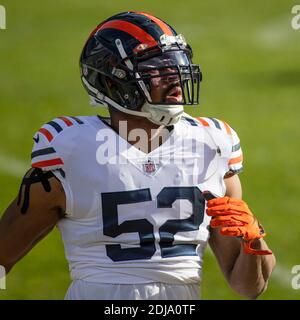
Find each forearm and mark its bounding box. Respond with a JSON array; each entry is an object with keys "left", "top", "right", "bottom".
[
  {"left": 209, "top": 175, "right": 276, "bottom": 299},
  {"left": 0, "top": 199, "right": 58, "bottom": 273},
  {"left": 228, "top": 238, "right": 276, "bottom": 299}
]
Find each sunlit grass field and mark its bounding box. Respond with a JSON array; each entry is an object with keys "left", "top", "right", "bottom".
[{"left": 0, "top": 0, "right": 300, "bottom": 299}]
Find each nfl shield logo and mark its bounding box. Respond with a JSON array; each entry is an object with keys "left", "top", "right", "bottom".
[{"left": 143, "top": 159, "right": 157, "bottom": 174}]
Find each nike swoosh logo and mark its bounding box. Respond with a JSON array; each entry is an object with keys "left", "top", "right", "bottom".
[{"left": 33, "top": 134, "right": 40, "bottom": 143}]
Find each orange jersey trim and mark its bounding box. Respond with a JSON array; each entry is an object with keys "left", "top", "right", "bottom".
[
  {"left": 32, "top": 158, "right": 64, "bottom": 168},
  {"left": 38, "top": 128, "right": 53, "bottom": 142},
  {"left": 196, "top": 117, "right": 210, "bottom": 126},
  {"left": 229, "top": 154, "right": 243, "bottom": 165},
  {"left": 58, "top": 116, "right": 73, "bottom": 127},
  {"left": 221, "top": 120, "right": 232, "bottom": 136}
]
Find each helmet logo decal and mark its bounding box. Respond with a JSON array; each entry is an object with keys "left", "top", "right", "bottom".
[{"left": 133, "top": 43, "right": 149, "bottom": 54}]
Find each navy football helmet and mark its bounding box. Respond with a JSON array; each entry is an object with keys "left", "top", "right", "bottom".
[{"left": 80, "top": 11, "right": 202, "bottom": 125}]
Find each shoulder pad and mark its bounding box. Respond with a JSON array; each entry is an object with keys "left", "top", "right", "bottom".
[
  {"left": 31, "top": 116, "right": 85, "bottom": 171},
  {"left": 182, "top": 115, "right": 243, "bottom": 174},
  {"left": 37, "top": 116, "right": 85, "bottom": 143}
]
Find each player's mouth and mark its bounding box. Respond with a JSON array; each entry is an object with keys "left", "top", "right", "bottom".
[{"left": 165, "top": 85, "right": 183, "bottom": 103}]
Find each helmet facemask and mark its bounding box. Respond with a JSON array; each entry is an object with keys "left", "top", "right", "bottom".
[{"left": 134, "top": 49, "right": 201, "bottom": 106}]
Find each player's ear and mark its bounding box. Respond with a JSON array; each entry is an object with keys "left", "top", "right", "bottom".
[{"left": 106, "top": 78, "right": 117, "bottom": 88}]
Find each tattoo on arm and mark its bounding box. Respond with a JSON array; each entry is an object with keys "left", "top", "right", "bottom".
[{"left": 17, "top": 168, "right": 56, "bottom": 214}]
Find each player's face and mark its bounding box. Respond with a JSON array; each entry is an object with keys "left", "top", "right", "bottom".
[
  {"left": 147, "top": 68, "right": 182, "bottom": 104},
  {"left": 138, "top": 51, "right": 192, "bottom": 105}
]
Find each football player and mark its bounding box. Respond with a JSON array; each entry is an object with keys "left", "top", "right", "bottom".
[{"left": 0, "top": 12, "right": 275, "bottom": 300}]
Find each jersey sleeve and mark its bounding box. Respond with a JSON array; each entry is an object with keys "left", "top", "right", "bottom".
[
  {"left": 31, "top": 116, "right": 86, "bottom": 172},
  {"left": 227, "top": 125, "right": 243, "bottom": 175},
  {"left": 31, "top": 127, "right": 65, "bottom": 171},
  {"left": 194, "top": 116, "right": 243, "bottom": 175}
]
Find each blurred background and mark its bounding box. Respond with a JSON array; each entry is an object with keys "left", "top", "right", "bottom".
[{"left": 0, "top": 0, "right": 299, "bottom": 299}]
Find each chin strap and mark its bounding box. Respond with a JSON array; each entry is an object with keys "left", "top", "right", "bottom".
[
  {"left": 141, "top": 102, "right": 184, "bottom": 126},
  {"left": 82, "top": 76, "right": 183, "bottom": 126}
]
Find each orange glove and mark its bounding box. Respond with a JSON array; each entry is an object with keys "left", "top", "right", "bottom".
[{"left": 206, "top": 197, "right": 272, "bottom": 255}]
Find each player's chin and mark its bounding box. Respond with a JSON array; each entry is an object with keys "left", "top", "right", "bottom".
[{"left": 164, "top": 95, "right": 183, "bottom": 104}]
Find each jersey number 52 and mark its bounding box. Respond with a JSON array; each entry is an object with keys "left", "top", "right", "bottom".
[{"left": 101, "top": 187, "right": 207, "bottom": 261}]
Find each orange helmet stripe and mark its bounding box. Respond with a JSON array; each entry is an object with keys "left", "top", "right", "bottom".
[
  {"left": 137, "top": 12, "right": 173, "bottom": 36},
  {"left": 98, "top": 20, "right": 157, "bottom": 47}
]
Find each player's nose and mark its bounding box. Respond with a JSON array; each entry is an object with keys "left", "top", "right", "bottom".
[{"left": 162, "top": 68, "right": 180, "bottom": 84}]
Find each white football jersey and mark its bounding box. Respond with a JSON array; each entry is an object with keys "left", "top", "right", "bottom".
[{"left": 31, "top": 114, "right": 243, "bottom": 285}]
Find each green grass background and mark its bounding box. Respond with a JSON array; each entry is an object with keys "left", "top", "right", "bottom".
[{"left": 0, "top": 0, "right": 300, "bottom": 299}]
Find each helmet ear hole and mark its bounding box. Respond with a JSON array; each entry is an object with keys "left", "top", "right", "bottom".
[
  {"left": 94, "top": 73, "right": 106, "bottom": 92},
  {"left": 106, "top": 77, "right": 115, "bottom": 88}
]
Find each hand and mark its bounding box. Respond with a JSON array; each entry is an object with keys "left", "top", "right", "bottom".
[{"left": 206, "top": 197, "right": 273, "bottom": 255}]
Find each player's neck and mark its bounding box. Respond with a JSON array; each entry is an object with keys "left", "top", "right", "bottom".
[{"left": 109, "top": 109, "right": 172, "bottom": 154}]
